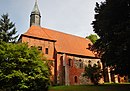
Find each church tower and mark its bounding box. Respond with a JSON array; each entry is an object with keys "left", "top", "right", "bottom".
[{"left": 30, "top": 0, "right": 41, "bottom": 26}]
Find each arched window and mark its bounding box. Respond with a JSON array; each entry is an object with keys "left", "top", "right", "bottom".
[
  {"left": 88, "top": 60, "right": 92, "bottom": 67},
  {"left": 68, "top": 58, "right": 72, "bottom": 66},
  {"left": 97, "top": 61, "right": 101, "bottom": 68},
  {"left": 88, "top": 60, "right": 91, "bottom": 63},
  {"left": 79, "top": 59, "right": 83, "bottom": 68},
  {"left": 74, "top": 76, "right": 78, "bottom": 83},
  {"left": 45, "top": 48, "right": 48, "bottom": 54}
]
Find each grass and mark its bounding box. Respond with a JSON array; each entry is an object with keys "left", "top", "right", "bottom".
[{"left": 49, "top": 84, "right": 130, "bottom": 91}]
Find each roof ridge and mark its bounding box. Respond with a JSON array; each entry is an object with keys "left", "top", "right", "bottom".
[
  {"left": 23, "top": 25, "right": 94, "bottom": 57},
  {"left": 42, "top": 27, "right": 87, "bottom": 40}
]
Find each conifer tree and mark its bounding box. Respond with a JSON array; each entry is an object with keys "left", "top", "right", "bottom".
[{"left": 0, "top": 13, "right": 18, "bottom": 42}]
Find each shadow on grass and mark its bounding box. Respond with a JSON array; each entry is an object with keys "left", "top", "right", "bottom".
[{"left": 49, "top": 83, "right": 130, "bottom": 91}]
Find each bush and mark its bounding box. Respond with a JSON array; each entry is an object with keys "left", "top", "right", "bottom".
[
  {"left": 0, "top": 42, "right": 50, "bottom": 90},
  {"left": 83, "top": 64, "right": 102, "bottom": 85}
]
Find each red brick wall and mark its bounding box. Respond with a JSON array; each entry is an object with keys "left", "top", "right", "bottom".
[
  {"left": 69, "top": 64, "right": 84, "bottom": 85},
  {"left": 56, "top": 54, "right": 86, "bottom": 85},
  {"left": 22, "top": 36, "right": 55, "bottom": 59},
  {"left": 22, "top": 36, "right": 101, "bottom": 85},
  {"left": 22, "top": 36, "right": 55, "bottom": 82}
]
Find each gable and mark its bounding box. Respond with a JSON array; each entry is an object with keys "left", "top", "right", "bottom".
[{"left": 23, "top": 26, "right": 95, "bottom": 57}]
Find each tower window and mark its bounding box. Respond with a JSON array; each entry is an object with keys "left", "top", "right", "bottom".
[{"left": 45, "top": 48, "right": 48, "bottom": 54}]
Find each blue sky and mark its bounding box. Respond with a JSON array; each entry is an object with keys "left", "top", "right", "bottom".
[{"left": 0, "top": 0, "right": 104, "bottom": 38}]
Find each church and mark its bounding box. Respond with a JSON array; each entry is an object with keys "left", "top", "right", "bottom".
[{"left": 19, "top": 1, "right": 101, "bottom": 85}]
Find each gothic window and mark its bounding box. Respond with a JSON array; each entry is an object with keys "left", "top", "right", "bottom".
[
  {"left": 88, "top": 60, "right": 91, "bottom": 63},
  {"left": 74, "top": 76, "right": 78, "bottom": 83},
  {"left": 88, "top": 60, "right": 92, "bottom": 67},
  {"left": 97, "top": 61, "right": 101, "bottom": 68},
  {"left": 68, "top": 58, "right": 72, "bottom": 67},
  {"left": 45, "top": 48, "right": 48, "bottom": 54},
  {"left": 79, "top": 59, "right": 83, "bottom": 68}
]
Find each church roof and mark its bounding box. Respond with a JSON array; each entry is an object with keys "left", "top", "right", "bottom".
[{"left": 23, "top": 25, "right": 95, "bottom": 57}]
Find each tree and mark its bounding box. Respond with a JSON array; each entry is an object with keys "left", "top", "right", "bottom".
[
  {"left": 86, "top": 34, "right": 99, "bottom": 44},
  {"left": 83, "top": 64, "right": 102, "bottom": 85},
  {"left": 91, "top": 0, "right": 130, "bottom": 76},
  {"left": 0, "top": 42, "right": 50, "bottom": 91},
  {"left": 0, "top": 13, "right": 18, "bottom": 42}
]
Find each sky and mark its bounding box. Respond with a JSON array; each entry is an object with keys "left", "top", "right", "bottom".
[{"left": 0, "top": 0, "right": 104, "bottom": 38}]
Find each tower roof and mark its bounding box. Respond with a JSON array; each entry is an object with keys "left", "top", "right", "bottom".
[{"left": 31, "top": 0, "right": 40, "bottom": 15}]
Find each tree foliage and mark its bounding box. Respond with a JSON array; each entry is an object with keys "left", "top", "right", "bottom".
[
  {"left": 86, "top": 34, "right": 99, "bottom": 44},
  {"left": 0, "top": 13, "right": 18, "bottom": 42},
  {"left": 83, "top": 64, "right": 102, "bottom": 85},
  {"left": 92, "top": 0, "right": 130, "bottom": 75},
  {"left": 0, "top": 42, "right": 50, "bottom": 91}
]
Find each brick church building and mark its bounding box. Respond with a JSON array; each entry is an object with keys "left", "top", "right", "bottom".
[{"left": 19, "top": 1, "right": 102, "bottom": 85}]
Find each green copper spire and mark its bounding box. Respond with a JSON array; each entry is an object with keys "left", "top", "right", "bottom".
[
  {"left": 31, "top": 0, "right": 40, "bottom": 15},
  {"left": 30, "top": 0, "right": 41, "bottom": 26}
]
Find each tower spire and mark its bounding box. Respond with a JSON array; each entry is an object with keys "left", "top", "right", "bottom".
[
  {"left": 32, "top": 0, "right": 40, "bottom": 15},
  {"left": 30, "top": 0, "right": 41, "bottom": 26}
]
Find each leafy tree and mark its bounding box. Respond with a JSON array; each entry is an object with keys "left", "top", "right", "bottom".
[
  {"left": 0, "top": 42, "right": 50, "bottom": 91},
  {"left": 91, "top": 0, "right": 130, "bottom": 76},
  {"left": 86, "top": 34, "right": 99, "bottom": 44},
  {"left": 83, "top": 64, "right": 102, "bottom": 85},
  {"left": 0, "top": 13, "right": 18, "bottom": 42}
]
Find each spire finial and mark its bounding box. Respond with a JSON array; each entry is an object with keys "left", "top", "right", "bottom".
[
  {"left": 30, "top": 0, "right": 41, "bottom": 26},
  {"left": 31, "top": 0, "right": 40, "bottom": 15},
  {"left": 35, "top": 0, "right": 38, "bottom": 3}
]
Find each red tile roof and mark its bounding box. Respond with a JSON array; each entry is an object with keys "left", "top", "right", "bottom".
[
  {"left": 23, "top": 25, "right": 95, "bottom": 57},
  {"left": 24, "top": 25, "right": 54, "bottom": 41}
]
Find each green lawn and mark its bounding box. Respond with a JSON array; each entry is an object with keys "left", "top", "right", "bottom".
[{"left": 49, "top": 84, "right": 130, "bottom": 91}]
